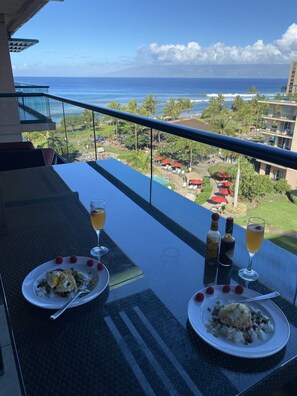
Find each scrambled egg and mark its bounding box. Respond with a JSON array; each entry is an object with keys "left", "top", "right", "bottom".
[
  {"left": 219, "top": 303, "right": 252, "bottom": 330},
  {"left": 46, "top": 269, "right": 77, "bottom": 293}
]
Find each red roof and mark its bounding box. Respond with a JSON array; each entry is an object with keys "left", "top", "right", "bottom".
[
  {"left": 218, "top": 188, "right": 230, "bottom": 195},
  {"left": 189, "top": 179, "right": 203, "bottom": 185},
  {"left": 217, "top": 172, "right": 231, "bottom": 179},
  {"left": 210, "top": 196, "right": 227, "bottom": 203},
  {"left": 172, "top": 162, "right": 182, "bottom": 167},
  {"left": 221, "top": 181, "right": 232, "bottom": 187}
]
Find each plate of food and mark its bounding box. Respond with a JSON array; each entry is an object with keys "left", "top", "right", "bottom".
[
  {"left": 188, "top": 285, "right": 290, "bottom": 358},
  {"left": 22, "top": 256, "right": 109, "bottom": 309}
]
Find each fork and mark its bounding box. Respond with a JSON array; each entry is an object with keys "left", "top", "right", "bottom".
[
  {"left": 50, "top": 289, "right": 91, "bottom": 320},
  {"left": 237, "top": 291, "right": 280, "bottom": 304}
]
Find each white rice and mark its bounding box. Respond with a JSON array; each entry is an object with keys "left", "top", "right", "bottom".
[{"left": 206, "top": 303, "right": 274, "bottom": 345}]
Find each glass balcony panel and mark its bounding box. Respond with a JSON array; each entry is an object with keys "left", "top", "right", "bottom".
[
  {"left": 17, "top": 94, "right": 51, "bottom": 122},
  {"left": 2, "top": 91, "right": 294, "bottom": 271},
  {"left": 95, "top": 118, "right": 152, "bottom": 202}
]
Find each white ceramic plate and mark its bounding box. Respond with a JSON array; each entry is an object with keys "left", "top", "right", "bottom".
[
  {"left": 22, "top": 256, "right": 109, "bottom": 309},
  {"left": 188, "top": 285, "right": 290, "bottom": 358}
]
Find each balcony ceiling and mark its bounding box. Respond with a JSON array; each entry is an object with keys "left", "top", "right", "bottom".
[{"left": 0, "top": 0, "right": 63, "bottom": 36}]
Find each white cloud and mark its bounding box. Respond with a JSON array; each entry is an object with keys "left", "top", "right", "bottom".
[
  {"left": 12, "top": 63, "right": 28, "bottom": 71},
  {"left": 147, "top": 24, "right": 297, "bottom": 64}
]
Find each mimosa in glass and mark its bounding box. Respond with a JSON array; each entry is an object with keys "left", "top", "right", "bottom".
[
  {"left": 238, "top": 217, "right": 265, "bottom": 281},
  {"left": 90, "top": 200, "right": 108, "bottom": 259}
]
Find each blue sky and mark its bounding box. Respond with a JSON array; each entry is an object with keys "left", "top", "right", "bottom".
[{"left": 11, "top": 0, "right": 297, "bottom": 77}]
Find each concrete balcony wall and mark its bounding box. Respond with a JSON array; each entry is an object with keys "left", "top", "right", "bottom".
[{"left": 0, "top": 15, "right": 22, "bottom": 142}]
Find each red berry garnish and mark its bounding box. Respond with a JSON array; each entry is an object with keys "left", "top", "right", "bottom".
[
  {"left": 222, "top": 285, "right": 231, "bottom": 293},
  {"left": 195, "top": 292, "right": 204, "bottom": 302},
  {"left": 87, "top": 258, "right": 94, "bottom": 267},
  {"left": 97, "top": 263, "right": 104, "bottom": 271},
  {"left": 55, "top": 256, "right": 63, "bottom": 264},
  {"left": 206, "top": 286, "right": 214, "bottom": 295},
  {"left": 235, "top": 285, "right": 244, "bottom": 294},
  {"left": 70, "top": 255, "right": 77, "bottom": 263}
]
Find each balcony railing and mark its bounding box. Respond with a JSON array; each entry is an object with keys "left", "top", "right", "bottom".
[
  {"left": 0, "top": 91, "right": 297, "bottom": 261},
  {"left": 0, "top": 91, "right": 296, "bottom": 170}
]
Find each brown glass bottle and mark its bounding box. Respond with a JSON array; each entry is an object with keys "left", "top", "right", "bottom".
[
  {"left": 203, "top": 213, "right": 220, "bottom": 286},
  {"left": 217, "top": 217, "right": 235, "bottom": 285}
]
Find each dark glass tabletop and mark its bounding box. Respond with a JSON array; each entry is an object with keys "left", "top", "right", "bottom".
[{"left": 0, "top": 162, "right": 296, "bottom": 396}]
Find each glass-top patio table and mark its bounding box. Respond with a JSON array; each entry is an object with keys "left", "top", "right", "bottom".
[{"left": 0, "top": 161, "right": 296, "bottom": 396}]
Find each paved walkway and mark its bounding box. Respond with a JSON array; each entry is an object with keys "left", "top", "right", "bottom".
[{"left": 156, "top": 159, "right": 219, "bottom": 205}]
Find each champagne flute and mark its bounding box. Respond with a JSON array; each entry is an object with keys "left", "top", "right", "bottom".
[
  {"left": 90, "top": 199, "right": 108, "bottom": 259},
  {"left": 238, "top": 217, "right": 265, "bottom": 281}
]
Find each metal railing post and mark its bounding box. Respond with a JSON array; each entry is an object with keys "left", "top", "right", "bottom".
[
  {"left": 61, "top": 102, "right": 70, "bottom": 162},
  {"left": 92, "top": 111, "right": 97, "bottom": 160},
  {"left": 149, "top": 127, "right": 153, "bottom": 204}
]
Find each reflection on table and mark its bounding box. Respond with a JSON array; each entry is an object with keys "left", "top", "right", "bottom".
[{"left": 0, "top": 161, "right": 296, "bottom": 396}]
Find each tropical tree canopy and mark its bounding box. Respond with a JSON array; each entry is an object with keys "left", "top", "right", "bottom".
[
  {"left": 141, "top": 95, "right": 158, "bottom": 117},
  {"left": 120, "top": 150, "right": 150, "bottom": 173}
]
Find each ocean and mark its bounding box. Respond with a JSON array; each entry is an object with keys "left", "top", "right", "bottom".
[{"left": 15, "top": 76, "right": 287, "bottom": 119}]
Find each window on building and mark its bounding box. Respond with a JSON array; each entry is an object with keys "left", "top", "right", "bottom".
[
  {"left": 273, "top": 169, "right": 285, "bottom": 181},
  {"left": 265, "top": 165, "right": 271, "bottom": 175}
]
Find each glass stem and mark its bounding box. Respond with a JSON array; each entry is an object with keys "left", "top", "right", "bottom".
[
  {"left": 247, "top": 253, "right": 255, "bottom": 272},
  {"left": 96, "top": 230, "right": 101, "bottom": 261}
]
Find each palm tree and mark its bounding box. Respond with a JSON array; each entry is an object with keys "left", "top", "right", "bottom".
[
  {"left": 231, "top": 95, "right": 244, "bottom": 112},
  {"left": 174, "top": 138, "right": 209, "bottom": 170},
  {"left": 177, "top": 98, "right": 193, "bottom": 115},
  {"left": 141, "top": 95, "right": 158, "bottom": 117},
  {"left": 163, "top": 98, "right": 182, "bottom": 120},
  {"left": 125, "top": 100, "right": 141, "bottom": 150},
  {"left": 107, "top": 101, "right": 122, "bottom": 142},
  {"left": 212, "top": 114, "right": 232, "bottom": 135},
  {"left": 122, "top": 150, "right": 150, "bottom": 173}
]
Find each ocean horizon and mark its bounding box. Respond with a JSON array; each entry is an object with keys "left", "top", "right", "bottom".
[{"left": 14, "top": 76, "right": 287, "bottom": 119}]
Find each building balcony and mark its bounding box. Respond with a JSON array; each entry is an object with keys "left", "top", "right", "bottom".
[
  {"left": 0, "top": 84, "right": 56, "bottom": 132},
  {"left": 1, "top": 90, "right": 297, "bottom": 396},
  {"left": 260, "top": 129, "right": 294, "bottom": 139},
  {"left": 262, "top": 114, "right": 296, "bottom": 122}
]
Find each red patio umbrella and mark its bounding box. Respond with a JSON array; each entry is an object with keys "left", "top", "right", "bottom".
[
  {"left": 172, "top": 162, "right": 182, "bottom": 167},
  {"left": 218, "top": 188, "right": 230, "bottom": 195},
  {"left": 209, "top": 196, "right": 227, "bottom": 203},
  {"left": 189, "top": 179, "right": 203, "bottom": 185},
  {"left": 154, "top": 155, "right": 164, "bottom": 160},
  {"left": 161, "top": 159, "right": 171, "bottom": 164},
  {"left": 217, "top": 172, "right": 231, "bottom": 179},
  {"left": 221, "top": 181, "right": 232, "bottom": 187}
]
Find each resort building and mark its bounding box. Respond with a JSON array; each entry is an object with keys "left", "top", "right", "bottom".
[
  {"left": 0, "top": 0, "right": 57, "bottom": 143},
  {"left": 257, "top": 62, "right": 297, "bottom": 189},
  {"left": 286, "top": 61, "right": 297, "bottom": 96}
]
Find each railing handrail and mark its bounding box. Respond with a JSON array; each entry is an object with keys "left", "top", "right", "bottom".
[
  {"left": 1, "top": 91, "right": 297, "bottom": 171},
  {"left": 14, "top": 83, "right": 50, "bottom": 89}
]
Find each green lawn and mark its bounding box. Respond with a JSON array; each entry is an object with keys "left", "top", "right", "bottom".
[
  {"left": 234, "top": 195, "right": 297, "bottom": 256},
  {"left": 235, "top": 195, "right": 297, "bottom": 231}
]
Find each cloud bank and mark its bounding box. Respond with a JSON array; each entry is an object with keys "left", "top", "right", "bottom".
[{"left": 147, "top": 24, "right": 297, "bottom": 65}]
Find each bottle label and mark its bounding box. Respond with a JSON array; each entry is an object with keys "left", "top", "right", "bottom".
[
  {"left": 219, "top": 239, "right": 235, "bottom": 265},
  {"left": 205, "top": 238, "right": 219, "bottom": 262}
]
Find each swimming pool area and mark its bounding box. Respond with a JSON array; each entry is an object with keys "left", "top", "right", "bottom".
[{"left": 146, "top": 175, "right": 169, "bottom": 185}]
